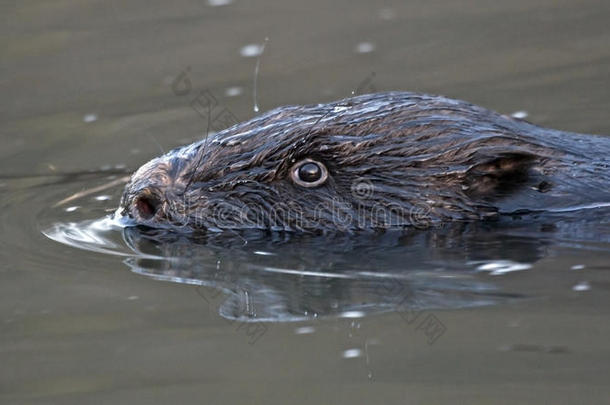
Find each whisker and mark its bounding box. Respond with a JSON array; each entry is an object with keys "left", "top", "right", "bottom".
[
  {"left": 184, "top": 103, "right": 214, "bottom": 193},
  {"left": 53, "top": 176, "right": 130, "bottom": 207}
]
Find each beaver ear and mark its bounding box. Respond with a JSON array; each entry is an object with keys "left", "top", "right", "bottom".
[{"left": 463, "top": 152, "right": 538, "bottom": 199}]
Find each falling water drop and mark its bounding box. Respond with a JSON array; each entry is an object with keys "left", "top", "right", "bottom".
[{"left": 252, "top": 37, "right": 269, "bottom": 113}]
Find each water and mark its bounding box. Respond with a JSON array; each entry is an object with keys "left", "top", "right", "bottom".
[{"left": 2, "top": 1, "right": 610, "bottom": 403}]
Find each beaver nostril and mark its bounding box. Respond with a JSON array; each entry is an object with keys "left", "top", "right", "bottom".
[{"left": 135, "top": 195, "right": 161, "bottom": 220}]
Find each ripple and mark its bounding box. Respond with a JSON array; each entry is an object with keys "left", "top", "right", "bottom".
[
  {"left": 27, "top": 171, "right": 610, "bottom": 324},
  {"left": 0, "top": 173, "right": 128, "bottom": 274},
  {"left": 43, "top": 217, "right": 132, "bottom": 258},
  {"left": 473, "top": 260, "right": 532, "bottom": 276}
]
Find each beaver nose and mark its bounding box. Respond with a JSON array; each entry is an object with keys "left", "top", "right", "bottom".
[{"left": 134, "top": 193, "right": 162, "bottom": 220}]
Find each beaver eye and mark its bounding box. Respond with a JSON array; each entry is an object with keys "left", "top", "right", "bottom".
[{"left": 290, "top": 158, "right": 328, "bottom": 188}]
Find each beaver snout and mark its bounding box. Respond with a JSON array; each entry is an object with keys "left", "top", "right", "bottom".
[
  {"left": 133, "top": 191, "right": 163, "bottom": 220},
  {"left": 119, "top": 155, "right": 182, "bottom": 223},
  {"left": 123, "top": 182, "right": 170, "bottom": 222}
]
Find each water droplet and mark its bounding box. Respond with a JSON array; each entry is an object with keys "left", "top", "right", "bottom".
[
  {"left": 355, "top": 42, "right": 375, "bottom": 54},
  {"left": 572, "top": 281, "right": 591, "bottom": 292},
  {"left": 570, "top": 264, "right": 585, "bottom": 270},
  {"left": 83, "top": 114, "right": 98, "bottom": 123},
  {"left": 511, "top": 111, "right": 529, "bottom": 119},
  {"left": 332, "top": 106, "right": 351, "bottom": 113},
  {"left": 65, "top": 206, "right": 80, "bottom": 212},
  {"left": 342, "top": 348, "right": 362, "bottom": 359},
  {"left": 253, "top": 250, "right": 275, "bottom": 256},
  {"left": 207, "top": 0, "right": 232, "bottom": 6},
  {"left": 378, "top": 8, "right": 395, "bottom": 20},
  {"left": 294, "top": 326, "right": 316, "bottom": 335},
  {"left": 340, "top": 311, "right": 365, "bottom": 318},
  {"left": 240, "top": 44, "right": 264, "bottom": 58},
  {"left": 225, "top": 86, "right": 243, "bottom": 97},
  {"left": 94, "top": 195, "right": 111, "bottom": 201}
]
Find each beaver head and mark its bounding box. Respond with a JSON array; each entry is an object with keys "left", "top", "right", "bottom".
[{"left": 118, "top": 92, "right": 567, "bottom": 233}]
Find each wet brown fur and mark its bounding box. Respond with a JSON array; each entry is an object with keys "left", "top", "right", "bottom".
[{"left": 119, "top": 92, "right": 610, "bottom": 233}]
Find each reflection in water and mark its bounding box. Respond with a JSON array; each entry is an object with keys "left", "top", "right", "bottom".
[
  {"left": 46, "top": 207, "right": 610, "bottom": 323},
  {"left": 120, "top": 225, "right": 529, "bottom": 323}
]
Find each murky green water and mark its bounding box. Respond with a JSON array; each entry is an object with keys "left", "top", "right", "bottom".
[{"left": 2, "top": 1, "right": 610, "bottom": 404}]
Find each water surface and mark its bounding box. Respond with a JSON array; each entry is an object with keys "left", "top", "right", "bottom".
[{"left": 2, "top": 1, "right": 610, "bottom": 404}]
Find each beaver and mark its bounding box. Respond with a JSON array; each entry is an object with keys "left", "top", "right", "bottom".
[{"left": 117, "top": 92, "right": 610, "bottom": 233}]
